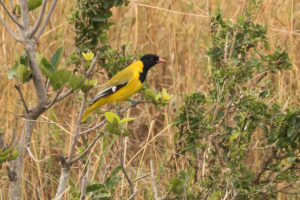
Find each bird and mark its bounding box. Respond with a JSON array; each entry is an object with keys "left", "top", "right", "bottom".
[{"left": 81, "top": 54, "right": 167, "bottom": 122}]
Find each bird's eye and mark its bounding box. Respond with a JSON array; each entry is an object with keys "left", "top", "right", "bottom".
[{"left": 150, "top": 58, "right": 154, "bottom": 62}]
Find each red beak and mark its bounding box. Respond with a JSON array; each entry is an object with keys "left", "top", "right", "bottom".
[{"left": 157, "top": 58, "right": 167, "bottom": 63}]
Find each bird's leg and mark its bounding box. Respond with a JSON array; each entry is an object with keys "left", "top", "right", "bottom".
[{"left": 127, "top": 99, "right": 138, "bottom": 107}]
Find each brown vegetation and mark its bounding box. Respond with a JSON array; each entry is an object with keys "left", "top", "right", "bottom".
[{"left": 0, "top": 0, "right": 300, "bottom": 199}]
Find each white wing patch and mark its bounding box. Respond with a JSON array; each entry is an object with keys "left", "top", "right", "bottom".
[
  {"left": 112, "top": 86, "right": 117, "bottom": 93},
  {"left": 88, "top": 81, "right": 128, "bottom": 106}
]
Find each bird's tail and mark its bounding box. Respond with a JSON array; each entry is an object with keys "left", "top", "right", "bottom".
[{"left": 81, "top": 98, "right": 108, "bottom": 122}]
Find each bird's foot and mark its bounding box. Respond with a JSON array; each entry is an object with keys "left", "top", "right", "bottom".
[
  {"left": 129, "top": 99, "right": 138, "bottom": 107},
  {"left": 116, "top": 106, "right": 121, "bottom": 116}
]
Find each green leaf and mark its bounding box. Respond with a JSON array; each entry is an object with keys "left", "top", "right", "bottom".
[
  {"left": 8, "top": 63, "right": 19, "bottom": 80},
  {"left": 91, "top": 16, "right": 106, "bottom": 22},
  {"left": 28, "top": 0, "right": 42, "bottom": 11},
  {"left": 208, "top": 191, "right": 223, "bottom": 200},
  {"left": 230, "top": 132, "right": 239, "bottom": 143},
  {"left": 20, "top": 50, "right": 29, "bottom": 67},
  {"left": 93, "top": 193, "right": 111, "bottom": 198},
  {"left": 69, "top": 75, "right": 83, "bottom": 90},
  {"left": 105, "top": 165, "right": 122, "bottom": 189},
  {"left": 86, "top": 183, "right": 105, "bottom": 193},
  {"left": 50, "top": 46, "right": 64, "bottom": 69},
  {"left": 50, "top": 69, "right": 71, "bottom": 90},
  {"left": 40, "top": 58, "right": 55, "bottom": 77},
  {"left": 18, "top": 64, "right": 32, "bottom": 82},
  {"left": 169, "top": 177, "right": 185, "bottom": 195},
  {"left": 119, "top": 117, "right": 136, "bottom": 124},
  {"left": 144, "top": 88, "right": 156, "bottom": 101},
  {"left": 105, "top": 119, "right": 118, "bottom": 133},
  {"left": 104, "top": 112, "right": 120, "bottom": 123},
  {"left": 36, "top": 53, "right": 43, "bottom": 65}
]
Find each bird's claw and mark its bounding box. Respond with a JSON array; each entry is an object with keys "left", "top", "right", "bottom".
[{"left": 129, "top": 100, "right": 138, "bottom": 107}]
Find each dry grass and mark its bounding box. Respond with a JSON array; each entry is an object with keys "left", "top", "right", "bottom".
[{"left": 0, "top": 0, "right": 300, "bottom": 199}]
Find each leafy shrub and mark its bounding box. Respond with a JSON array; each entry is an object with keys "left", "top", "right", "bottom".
[{"left": 171, "top": 10, "right": 299, "bottom": 199}]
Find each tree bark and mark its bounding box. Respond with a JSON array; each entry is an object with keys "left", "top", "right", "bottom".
[
  {"left": 8, "top": 37, "right": 48, "bottom": 200},
  {"left": 8, "top": 116, "right": 35, "bottom": 200}
]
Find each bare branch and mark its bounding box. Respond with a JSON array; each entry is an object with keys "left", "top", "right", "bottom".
[
  {"left": 132, "top": 173, "right": 150, "bottom": 183},
  {"left": 0, "top": 16, "right": 21, "bottom": 41},
  {"left": 0, "top": 0, "right": 22, "bottom": 27},
  {"left": 70, "top": 134, "right": 101, "bottom": 164},
  {"left": 19, "top": 0, "right": 30, "bottom": 29},
  {"left": 150, "top": 160, "right": 161, "bottom": 200},
  {"left": 45, "top": 89, "right": 62, "bottom": 109},
  {"left": 120, "top": 130, "right": 134, "bottom": 196},
  {"left": 127, "top": 190, "right": 138, "bottom": 200},
  {"left": 35, "top": 0, "right": 58, "bottom": 39},
  {"left": 67, "top": 93, "right": 88, "bottom": 162},
  {"left": 80, "top": 160, "right": 92, "bottom": 200},
  {"left": 30, "top": 0, "right": 48, "bottom": 36},
  {"left": 56, "top": 52, "right": 100, "bottom": 102},
  {"left": 79, "top": 120, "right": 105, "bottom": 136},
  {"left": 15, "top": 85, "right": 29, "bottom": 113}
]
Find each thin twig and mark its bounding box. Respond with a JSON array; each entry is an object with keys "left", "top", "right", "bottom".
[
  {"left": 45, "top": 89, "right": 62, "bottom": 109},
  {"left": 120, "top": 130, "right": 134, "bottom": 196},
  {"left": 15, "top": 85, "right": 29, "bottom": 113},
  {"left": 132, "top": 173, "right": 150, "bottom": 183},
  {"left": 80, "top": 160, "right": 91, "bottom": 200},
  {"left": 56, "top": 52, "right": 100, "bottom": 102},
  {"left": 0, "top": 16, "right": 21, "bottom": 41},
  {"left": 0, "top": 0, "right": 22, "bottom": 27},
  {"left": 52, "top": 186, "right": 71, "bottom": 200},
  {"left": 150, "top": 160, "right": 161, "bottom": 200},
  {"left": 127, "top": 190, "right": 138, "bottom": 200},
  {"left": 67, "top": 93, "right": 88, "bottom": 163},
  {"left": 70, "top": 134, "right": 101, "bottom": 164},
  {"left": 35, "top": 0, "right": 58, "bottom": 39},
  {"left": 79, "top": 120, "right": 106, "bottom": 136},
  {"left": 30, "top": 0, "right": 48, "bottom": 36}
]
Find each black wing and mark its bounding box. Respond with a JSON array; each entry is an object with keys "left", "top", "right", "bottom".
[{"left": 89, "top": 81, "right": 128, "bottom": 106}]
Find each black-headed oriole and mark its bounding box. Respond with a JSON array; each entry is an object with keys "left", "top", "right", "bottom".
[{"left": 81, "top": 54, "right": 167, "bottom": 122}]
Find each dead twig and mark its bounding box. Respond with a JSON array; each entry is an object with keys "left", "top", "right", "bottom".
[
  {"left": 15, "top": 85, "right": 29, "bottom": 113},
  {"left": 80, "top": 160, "right": 92, "bottom": 200},
  {"left": 150, "top": 160, "right": 161, "bottom": 200},
  {"left": 120, "top": 129, "right": 134, "bottom": 196}
]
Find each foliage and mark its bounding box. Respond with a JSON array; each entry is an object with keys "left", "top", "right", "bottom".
[
  {"left": 71, "top": 0, "right": 129, "bottom": 52},
  {"left": 104, "top": 112, "right": 135, "bottom": 136},
  {"left": 172, "top": 10, "right": 299, "bottom": 199},
  {"left": 0, "top": 147, "right": 19, "bottom": 164},
  {"left": 86, "top": 165, "right": 122, "bottom": 199}
]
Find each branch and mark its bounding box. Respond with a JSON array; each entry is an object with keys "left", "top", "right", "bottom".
[
  {"left": 56, "top": 52, "right": 100, "bottom": 102},
  {"left": 0, "top": 16, "right": 21, "bottom": 41},
  {"left": 70, "top": 134, "right": 101, "bottom": 164},
  {"left": 79, "top": 120, "right": 106, "bottom": 136},
  {"left": 15, "top": 85, "right": 29, "bottom": 113},
  {"left": 35, "top": 0, "right": 58, "bottom": 39},
  {"left": 80, "top": 160, "right": 91, "bottom": 200},
  {"left": 19, "top": 0, "right": 30, "bottom": 29},
  {"left": 45, "top": 89, "right": 62, "bottom": 109},
  {"left": 120, "top": 130, "right": 134, "bottom": 196},
  {"left": 150, "top": 160, "right": 161, "bottom": 200},
  {"left": 30, "top": 0, "right": 48, "bottom": 36},
  {"left": 67, "top": 93, "right": 87, "bottom": 162},
  {"left": 0, "top": 0, "right": 22, "bottom": 27},
  {"left": 127, "top": 190, "right": 138, "bottom": 200}
]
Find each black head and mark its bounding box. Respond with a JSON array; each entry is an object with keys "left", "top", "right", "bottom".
[
  {"left": 139, "top": 54, "right": 167, "bottom": 83},
  {"left": 140, "top": 54, "right": 167, "bottom": 69}
]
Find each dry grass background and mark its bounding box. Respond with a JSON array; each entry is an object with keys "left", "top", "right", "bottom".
[{"left": 0, "top": 0, "right": 300, "bottom": 199}]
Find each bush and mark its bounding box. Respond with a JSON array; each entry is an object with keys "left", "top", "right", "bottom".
[{"left": 171, "top": 10, "right": 300, "bottom": 200}]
